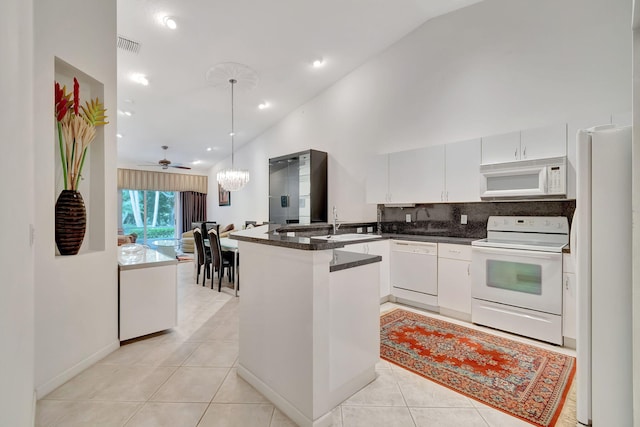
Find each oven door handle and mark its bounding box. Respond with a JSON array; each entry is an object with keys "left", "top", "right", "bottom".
[{"left": 472, "top": 246, "right": 561, "bottom": 260}]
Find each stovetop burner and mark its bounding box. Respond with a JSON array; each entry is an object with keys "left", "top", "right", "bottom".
[{"left": 472, "top": 216, "right": 569, "bottom": 253}]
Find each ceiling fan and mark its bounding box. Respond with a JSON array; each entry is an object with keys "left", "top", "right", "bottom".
[{"left": 145, "top": 145, "right": 191, "bottom": 170}]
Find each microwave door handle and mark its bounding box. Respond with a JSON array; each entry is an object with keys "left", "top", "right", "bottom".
[{"left": 473, "top": 246, "right": 559, "bottom": 260}]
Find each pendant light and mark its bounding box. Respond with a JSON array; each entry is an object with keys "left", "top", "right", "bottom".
[{"left": 217, "top": 78, "right": 250, "bottom": 191}]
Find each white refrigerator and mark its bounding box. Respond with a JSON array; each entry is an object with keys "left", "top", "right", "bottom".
[{"left": 575, "top": 124, "right": 633, "bottom": 426}]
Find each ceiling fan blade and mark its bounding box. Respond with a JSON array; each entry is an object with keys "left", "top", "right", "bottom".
[{"left": 171, "top": 165, "right": 192, "bottom": 170}]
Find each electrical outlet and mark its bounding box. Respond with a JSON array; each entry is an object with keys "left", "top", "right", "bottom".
[
  {"left": 461, "top": 214, "right": 468, "bottom": 225},
  {"left": 405, "top": 214, "right": 411, "bottom": 223},
  {"left": 357, "top": 227, "right": 363, "bottom": 233}
]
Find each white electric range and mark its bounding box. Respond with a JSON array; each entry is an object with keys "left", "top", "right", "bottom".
[{"left": 471, "top": 216, "right": 569, "bottom": 345}]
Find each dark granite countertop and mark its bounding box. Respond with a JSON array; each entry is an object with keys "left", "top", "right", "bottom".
[
  {"left": 231, "top": 224, "right": 480, "bottom": 249},
  {"left": 329, "top": 250, "right": 382, "bottom": 273}
]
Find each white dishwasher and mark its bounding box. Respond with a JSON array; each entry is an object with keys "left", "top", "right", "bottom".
[{"left": 390, "top": 240, "right": 438, "bottom": 308}]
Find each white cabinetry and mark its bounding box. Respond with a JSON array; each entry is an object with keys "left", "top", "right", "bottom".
[
  {"left": 344, "top": 239, "right": 390, "bottom": 301},
  {"left": 481, "top": 131, "right": 521, "bottom": 164},
  {"left": 520, "top": 123, "right": 567, "bottom": 160},
  {"left": 389, "top": 146, "right": 444, "bottom": 203},
  {"left": 437, "top": 243, "right": 472, "bottom": 321},
  {"left": 118, "top": 248, "right": 178, "bottom": 341},
  {"left": 444, "top": 139, "right": 481, "bottom": 202},
  {"left": 365, "top": 154, "right": 389, "bottom": 204},
  {"left": 366, "top": 140, "right": 479, "bottom": 204},
  {"left": 481, "top": 124, "right": 567, "bottom": 165},
  {"left": 563, "top": 253, "right": 576, "bottom": 346}
]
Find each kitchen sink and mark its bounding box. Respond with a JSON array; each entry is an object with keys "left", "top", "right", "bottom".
[{"left": 310, "top": 233, "right": 383, "bottom": 242}]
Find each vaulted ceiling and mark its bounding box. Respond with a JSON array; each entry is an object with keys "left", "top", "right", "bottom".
[{"left": 116, "top": 0, "right": 483, "bottom": 172}]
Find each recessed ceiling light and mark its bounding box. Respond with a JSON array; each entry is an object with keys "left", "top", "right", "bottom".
[
  {"left": 312, "top": 58, "right": 325, "bottom": 68},
  {"left": 258, "top": 102, "right": 270, "bottom": 110},
  {"left": 116, "top": 133, "right": 123, "bottom": 138},
  {"left": 163, "top": 16, "right": 177, "bottom": 30},
  {"left": 229, "top": 132, "right": 235, "bottom": 137},
  {"left": 206, "top": 147, "right": 213, "bottom": 152},
  {"left": 192, "top": 160, "right": 201, "bottom": 165},
  {"left": 131, "top": 73, "right": 149, "bottom": 86},
  {"left": 123, "top": 110, "right": 133, "bottom": 116}
]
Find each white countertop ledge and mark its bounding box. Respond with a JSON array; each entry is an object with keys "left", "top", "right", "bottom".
[{"left": 118, "top": 246, "right": 177, "bottom": 270}]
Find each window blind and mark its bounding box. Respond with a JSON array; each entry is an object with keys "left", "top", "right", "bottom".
[{"left": 117, "top": 168, "right": 208, "bottom": 194}]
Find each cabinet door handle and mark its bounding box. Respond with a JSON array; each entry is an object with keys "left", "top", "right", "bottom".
[
  {"left": 446, "top": 190, "right": 449, "bottom": 201},
  {"left": 467, "top": 264, "right": 470, "bottom": 276},
  {"left": 449, "top": 249, "right": 461, "bottom": 254},
  {"left": 515, "top": 148, "right": 518, "bottom": 159},
  {"left": 441, "top": 190, "right": 444, "bottom": 201},
  {"left": 565, "top": 275, "right": 569, "bottom": 290},
  {"left": 523, "top": 146, "right": 527, "bottom": 159}
]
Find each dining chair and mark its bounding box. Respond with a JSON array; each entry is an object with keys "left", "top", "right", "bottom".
[
  {"left": 193, "top": 228, "right": 211, "bottom": 286},
  {"left": 208, "top": 228, "right": 234, "bottom": 291}
]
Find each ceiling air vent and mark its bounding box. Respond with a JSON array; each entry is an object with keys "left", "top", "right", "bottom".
[{"left": 117, "top": 35, "right": 141, "bottom": 54}]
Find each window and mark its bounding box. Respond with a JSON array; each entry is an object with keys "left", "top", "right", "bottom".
[{"left": 120, "top": 190, "right": 177, "bottom": 244}]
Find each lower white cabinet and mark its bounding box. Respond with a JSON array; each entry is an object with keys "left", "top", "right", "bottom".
[
  {"left": 119, "top": 261, "right": 177, "bottom": 341},
  {"left": 344, "top": 239, "right": 390, "bottom": 301},
  {"left": 437, "top": 243, "right": 472, "bottom": 321},
  {"left": 562, "top": 253, "right": 576, "bottom": 344}
]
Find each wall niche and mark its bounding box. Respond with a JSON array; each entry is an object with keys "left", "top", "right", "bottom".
[{"left": 54, "top": 57, "right": 106, "bottom": 255}]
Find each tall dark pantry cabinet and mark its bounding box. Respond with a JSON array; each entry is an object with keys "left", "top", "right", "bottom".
[{"left": 269, "top": 149, "right": 328, "bottom": 225}]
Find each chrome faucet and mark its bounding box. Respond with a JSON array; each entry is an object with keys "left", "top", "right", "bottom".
[{"left": 332, "top": 206, "right": 340, "bottom": 234}]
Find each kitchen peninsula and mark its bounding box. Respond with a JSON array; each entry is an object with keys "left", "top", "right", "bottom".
[{"left": 231, "top": 225, "right": 381, "bottom": 427}]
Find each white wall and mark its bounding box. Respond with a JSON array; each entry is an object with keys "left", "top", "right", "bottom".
[
  {"left": 208, "top": 0, "right": 632, "bottom": 227},
  {"left": 632, "top": 2, "right": 640, "bottom": 424},
  {"left": 33, "top": 0, "right": 118, "bottom": 396},
  {"left": 0, "top": 0, "right": 35, "bottom": 424}
]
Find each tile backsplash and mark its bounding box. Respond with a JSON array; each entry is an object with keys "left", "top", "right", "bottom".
[{"left": 379, "top": 200, "right": 576, "bottom": 239}]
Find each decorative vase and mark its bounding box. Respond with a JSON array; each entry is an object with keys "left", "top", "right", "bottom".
[{"left": 55, "top": 189, "right": 86, "bottom": 255}]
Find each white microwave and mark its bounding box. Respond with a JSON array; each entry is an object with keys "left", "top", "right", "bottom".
[{"left": 480, "top": 156, "right": 566, "bottom": 199}]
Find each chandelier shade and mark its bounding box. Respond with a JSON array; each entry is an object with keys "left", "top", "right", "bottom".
[
  {"left": 217, "top": 78, "right": 250, "bottom": 191},
  {"left": 217, "top": 168, "right": 250, "bottom": 192}
]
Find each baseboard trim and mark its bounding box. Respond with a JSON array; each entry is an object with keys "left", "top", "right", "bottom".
[
  {"left": 237, "top": 364, "right": 333, "bottom": 427},
  {"left": 35, "top": 339, "right": 120, "bottom": 399},
  {"left": 439, "top": 307, "right": 472, "bottom": 323}
]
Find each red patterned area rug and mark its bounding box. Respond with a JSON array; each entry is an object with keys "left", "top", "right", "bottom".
[{"left": 380, "top": 309, "right": 575, "bottom": 427}]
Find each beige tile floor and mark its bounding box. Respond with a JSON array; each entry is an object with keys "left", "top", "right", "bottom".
[{"left": 36, "top": 262, "right": 576, "bottom": 427}]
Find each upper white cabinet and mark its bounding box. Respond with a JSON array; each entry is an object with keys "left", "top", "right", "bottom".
[
  {"left": 365, "top": 154, "right": 389, "bottom": 204},
  {"left": 389, "top": 146, "right": 444, "bottom": 203},
  {"left": 366, "top": 146, "right": 445, "bottom": 204},
  {"left": 481, "top": 124, "right": 567, "bottom": 165},
  {"left": 520, "top": 123, "right": 567, "bottom": 160},
  {"left": 366, "top": 141, "right": 479, "bottom": 204},
  {"left": 444, "top": 139, "right": 481, "bottom": 202},
  {"left": 481, "top": 131, "right": 521, "bottom": 164}
]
